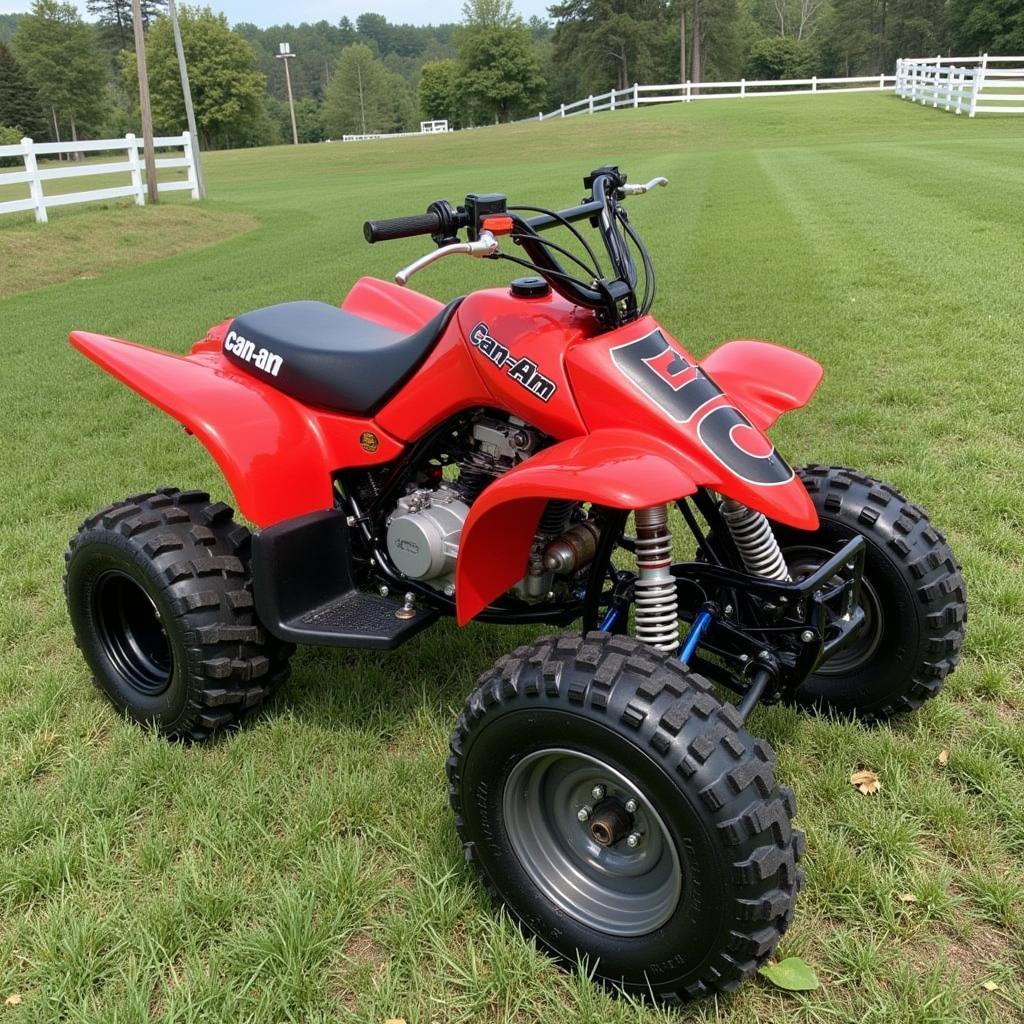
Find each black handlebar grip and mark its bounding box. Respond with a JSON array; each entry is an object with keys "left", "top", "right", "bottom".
[{"left": 363, "top": 211, "right": 442, "bottom": 244}]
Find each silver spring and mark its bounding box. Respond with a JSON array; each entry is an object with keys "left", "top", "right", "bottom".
[
  {"left": 719, "top": 499, "right": 791, "bottom": 581},
  {"left": 634, "top": 505, "right": 679, "bottom": 652}
]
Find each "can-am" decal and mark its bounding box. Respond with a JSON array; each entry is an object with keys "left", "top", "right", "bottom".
[
  {"left": 611, "top": 330, "right": 794, "bottom": 487},
  {"left": 469, "top": 322, "right": 556, "bottom": 402},
  {"left": 224, "top": 329, "right": 283, "bottom": 377}
]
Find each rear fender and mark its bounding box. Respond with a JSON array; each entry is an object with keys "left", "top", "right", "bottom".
[
  {"left": 454, "top": 429, "right": 698, "bottom": 624},
  {"left": 69, "top": 331, "right": 404, "bottom": 527}
]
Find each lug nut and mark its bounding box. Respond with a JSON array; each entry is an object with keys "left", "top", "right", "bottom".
[
  {"left": 577, "top": 806, "right": 591, "bottom": 823},
  {"left": 626, "top": 831, "right": 643, "bottom": 848},
  {"left": 591, "top": 784, "right": 606, "bottom": 801},
  {"left": 624, "top": 797, "right": 638, "bottom": 814}
]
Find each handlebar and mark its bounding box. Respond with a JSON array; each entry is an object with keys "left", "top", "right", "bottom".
[
  {"left": 363, "top": 211, "right": 443, "bottom": 244},
  {"left": 362, "top": 168, "right": 666, "bottom": 323}
]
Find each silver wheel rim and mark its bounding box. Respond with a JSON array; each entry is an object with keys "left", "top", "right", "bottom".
[
  {"left": 786, "top": 544, "right": 885, "bottom": 674},
  {"left": 502, "top": 748, "right": 682, "bottom": 937}
]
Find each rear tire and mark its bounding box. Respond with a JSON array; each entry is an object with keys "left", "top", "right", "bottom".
[
  {"left": 447, "top": 632, "right": 803, "bottom": 1003},
  {"left": 776, "top": 465, "right": 967, "bottom": 722},
  {"left": 64, "top": 488, "right": 293, "bottom": 741}
]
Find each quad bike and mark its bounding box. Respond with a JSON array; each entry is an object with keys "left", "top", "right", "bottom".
[{"left": 64, "top": 167, "right": 966, "bottom": 1002}]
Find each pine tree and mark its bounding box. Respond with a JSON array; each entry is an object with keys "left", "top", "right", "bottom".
[
  {"left": 86, "top": 0, "right": 164, "bottom": 56},
  {"left": 0, "top": 41, "right": 47, "bottom": 137}
]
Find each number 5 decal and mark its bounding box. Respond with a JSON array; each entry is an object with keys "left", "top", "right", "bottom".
[{"left": 611, "top": 331, "right": 794, "bottom": 487}]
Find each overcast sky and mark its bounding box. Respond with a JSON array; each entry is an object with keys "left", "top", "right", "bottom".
[{"left": 0, "top": 0, "right": 554, "bottom": 26}]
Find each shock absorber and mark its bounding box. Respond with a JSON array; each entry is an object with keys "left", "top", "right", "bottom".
[
  {"left": 634, "top": 505, "right": 679, "bottom": 652},
  {"left": 719, "top": 499, "right": 791, "bottom": 581}
]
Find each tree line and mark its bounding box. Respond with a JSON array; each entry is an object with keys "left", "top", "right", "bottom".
[{"left": 1, "top": 0, "right": 1020, "bottom": 154}]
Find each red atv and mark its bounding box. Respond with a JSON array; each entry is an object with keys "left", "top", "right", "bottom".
[{"left": 65, "top": 167, "right": 966, "bottom": 1001}]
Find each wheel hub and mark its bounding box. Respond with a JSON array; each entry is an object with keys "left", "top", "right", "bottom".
[
  {"left": 503, "top": 748, "right": 682, "bottom": 937},
  {"left": 92, "top": 569, "right": 173, "bottom": 695}
]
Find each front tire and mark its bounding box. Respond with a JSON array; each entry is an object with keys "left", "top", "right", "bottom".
[
  {"left": 64, "top": 488, "right": 293, "bottom": 741},
  {"left": 447, "top": 633, "right": 803, "bottom": 1002},
  {"left": 776, "top": 465, "right": 967, "bottom": 722}
]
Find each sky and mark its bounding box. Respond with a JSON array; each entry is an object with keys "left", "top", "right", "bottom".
[{"left": 0, "top": 0, "right": 554, "bottom": 26}]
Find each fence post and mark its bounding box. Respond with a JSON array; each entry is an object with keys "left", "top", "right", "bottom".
[
  {"left": 538, "top": 111, "right": 542, "bottom": 121},
  {"left": 588, "top": 94, "right": 594, "bottom": 114},
  {"left": 610, "top": 89, "right": 616, "bottom": 111},
  {"left": 21, "top": 137, "right": 46, "bottom": 224},
  {"left": 182, "top": 131, "right": 199, "bottom": 200},
  {"left": 633, "top": 82, "right": 639, "bottom": 108},
  {"left": 686, "top": 80, "right": 691, "bottom": 102},
  {"left": 812, "top": 75, "right": 818, "bottom": 92},
  {"left": 969, "top": 64, "right": 982, "bottom": 117},
  {"left": 125, "top": 133, "right": 145, "bottom": 206},
  {"left": 741, "top": 78, "right": 746, "bottom": 97},
  {"left": 560, "top": 103, "right": 565, "bottom": 117}
]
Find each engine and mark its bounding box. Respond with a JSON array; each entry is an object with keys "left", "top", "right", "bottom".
[{"left": 384, "top": 414, "right": 599, "bottom": 601}]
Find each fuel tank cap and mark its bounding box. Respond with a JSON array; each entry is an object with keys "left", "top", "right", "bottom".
[{"left": 510, "top": 276, "right": 551, "bottom": 298}]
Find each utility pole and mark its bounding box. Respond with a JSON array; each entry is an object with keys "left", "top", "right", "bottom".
[
  {"left": 131, "top": 0, "right": 158, "bottom": 203},
  {"left": 167, "top": 0, "right": 205, "bottom": 197},
  {"left": 276, "top": 42, "right": 299, "bottom": 145}
]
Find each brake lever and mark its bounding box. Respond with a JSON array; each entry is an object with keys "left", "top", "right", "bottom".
[
  {"left": 395, "top": 231, "right": 499, "bottom": 287},
  {"left": 619, "top": 177, "right": 669, "bottom": 196}
]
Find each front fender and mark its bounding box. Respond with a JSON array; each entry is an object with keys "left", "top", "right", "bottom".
[
  {"left": 69, "top": 331, "right": 404, "bottom": 526},
  {"left": 454, "top": 429, "right": 698, "bottom": 624},
  {"left": 701, "top": 339, "right": 823, "bottom": 431}
]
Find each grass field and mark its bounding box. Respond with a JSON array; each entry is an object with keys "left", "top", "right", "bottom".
[{"left": 1, "top": 93, "right": 1023, "bottom": 1023}]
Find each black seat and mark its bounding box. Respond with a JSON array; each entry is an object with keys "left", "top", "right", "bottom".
[{"left": 223, "top": 298, "right": 461, "bottom": 414}]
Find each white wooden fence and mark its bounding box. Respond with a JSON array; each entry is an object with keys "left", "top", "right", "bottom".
[
  {"left": 0, "top": 132, "right": 199, "bottom": 223},
  {"left": 537, "top": 73, "right": 896, "bottom": 120},
  {"left": 895, "top": 55, "right": 1024, "bottom": 115}
]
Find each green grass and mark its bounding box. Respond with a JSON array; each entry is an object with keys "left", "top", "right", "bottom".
[{"left": 1, "top": 93, "right": 1024, "bottom": 1022}]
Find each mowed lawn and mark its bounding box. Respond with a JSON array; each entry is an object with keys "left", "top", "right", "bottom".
[{"left": 1, "top": 94, "right": 1023, "bottom": 1023}]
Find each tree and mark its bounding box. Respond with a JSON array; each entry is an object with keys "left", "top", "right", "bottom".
[
  {"left": 322, "top": 43, "right": 413, "bottom": 136},
  {"left": 457, "top": 0, "right": 545, "bottom": 121},
  {"left": 419, "top": 58, "right": 459, "bottom": 125},
  {"left": 550, "top": 1, "right": 672, "bottom": 92},
  {"left": 86, "top": 0, "right": 164, "bottom": 58},
  {"left": 13, "top": 1, "right": 109, "bottom": 144},
  {"left": 0, "top": 41, "right": 48, "bottom": 138},
  {"left": 744, "top": 35, "right": 819, "bottom": 77},
  {"left": 124, "top": 6, "right": 267, "bottom": 149},
  {"left": 946, "top": 0, "right": 1024, "bottom": 55}
]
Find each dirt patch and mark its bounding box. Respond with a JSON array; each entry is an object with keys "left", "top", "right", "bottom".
[
  {"left": 330, "top": 930, "right": 390, "bottom": 1011},
  {"left": 0, "top": 203, "right": 258, "bottom": 300}
]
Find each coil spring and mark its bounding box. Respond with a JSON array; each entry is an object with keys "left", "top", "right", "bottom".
[
  {"left": 719, "top": 499, "right": 791, "bottom": 581},
  {"left": 634, "top": 505, "right": 679, "bottom": 652},
  {"left": 538, "top": 499, "right": 576, "bottom": 536}
]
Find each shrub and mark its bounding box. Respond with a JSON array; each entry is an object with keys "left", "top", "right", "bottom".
[
  {"left": 0, "top": 123, "right": 22, "bottom": 167},
  {"left": 745, "top": 37, "right": 820, "bottom": 80}
]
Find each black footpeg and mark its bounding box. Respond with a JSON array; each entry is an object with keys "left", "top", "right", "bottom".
[{"left": 252, "top": 509, "right": 437, "bottom": 649}]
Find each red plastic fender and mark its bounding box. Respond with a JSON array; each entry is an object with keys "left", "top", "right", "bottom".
[
  {"left": 68, "top": 331, "right": 404, "bottom": 527},
  {"left": 700, "top": 339, "right": 823, "bottom": 431},
  {"left": 454, "top": 429, "right": 699, "bottom": 624}
]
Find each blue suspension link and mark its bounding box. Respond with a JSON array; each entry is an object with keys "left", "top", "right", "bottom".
[
  {"left": 678, "top": 609, "right": 713, "bottom": 667},
  {"left": 599, "top": 606, "right": 620, "bottom": 632}
]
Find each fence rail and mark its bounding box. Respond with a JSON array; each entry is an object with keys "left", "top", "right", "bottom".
[
  {"left": 895, "top": 55, "right": 1024, "bottom": 115},
  {"left": 0, "top": 132, "right": 200, "bottom": 223},
  {"left": 537, "top": 73, "right": 896, "bottom": 121}
]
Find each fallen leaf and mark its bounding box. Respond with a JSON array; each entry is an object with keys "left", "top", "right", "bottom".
[
  {"left": 758, "top": 957, "right": 820, "bottom": 992},
  {"left": 982, "top": 980, "right": 1000, "bottom": 992},
  {"left": 937, "top": 750, "right": 949, "bottom": 767},
  {"left": 850, "top": 769, "right": 881, "bottom": 795},
  {"left": 4, "top": 994, "right": 22, "bottom": 1006},
  {"left": 383, "top": 1019, "right": 407, "bottom": 1024},
  {"left": 897, "top": 893, "right": 917, "bottom": 903}
]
